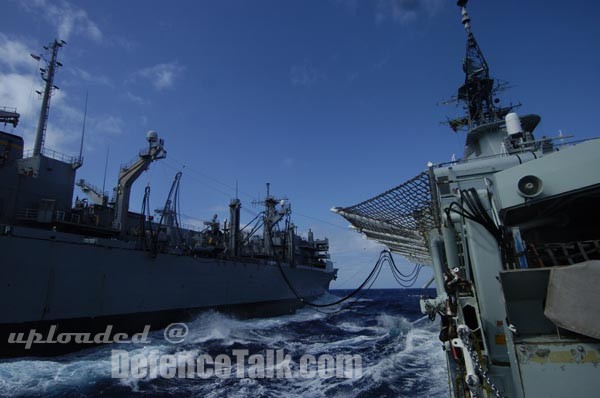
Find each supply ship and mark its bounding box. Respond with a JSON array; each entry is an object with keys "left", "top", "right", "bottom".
[
  {"left": 335, "top": 1, "right": 600, "bottom": 396},
  {"left": 0, "top": 40, "right": 336, "bottom": 357}
]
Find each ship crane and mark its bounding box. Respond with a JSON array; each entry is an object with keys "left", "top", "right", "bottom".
[
  {"left": 112, "top": 130, "right": 166, "bottom": 231},
  {"left": 76, "top": 179, "right": 108, "bottom": 206}
]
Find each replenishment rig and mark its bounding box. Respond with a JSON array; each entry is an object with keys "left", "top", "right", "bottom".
[
  {"left": 0, "top": 39, "right": 336, "bottom": 357},
  {"left": 335, "top": 1, "right": 600, "bottom": 396}
]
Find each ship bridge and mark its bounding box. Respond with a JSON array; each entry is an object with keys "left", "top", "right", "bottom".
[{"left": 332, "top": 171, "right": 437, "bottom": 265}]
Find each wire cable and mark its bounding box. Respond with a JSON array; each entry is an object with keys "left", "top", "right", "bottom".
[{"left": 269, "top": 225, "right": 421, "bottom": 311}]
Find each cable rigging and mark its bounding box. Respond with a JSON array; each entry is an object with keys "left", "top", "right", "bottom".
[{"left": 267, "top": 224, "right": 423, "bottom": 312}]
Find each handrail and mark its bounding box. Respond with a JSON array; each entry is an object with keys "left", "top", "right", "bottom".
[
  {"left": 15, "top": 208, "right": 38, "bottom": 219},
  {"left": 22, "top": 147, "right": 83, "bottom": 166}
]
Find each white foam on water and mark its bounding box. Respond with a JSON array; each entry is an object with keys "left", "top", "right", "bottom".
[
  {"left": 189, "top": 314, "right": 447, "bottom": 398},
  {"left": 186, "top": 307, "right": 326, "bottom": 334},
  {"left": 182, "top": 309, "right": 328, "bottom": 348},
  {"left": 0, "top": 356, "right": 112, "bottom": 396},
  {"left": 359, "top": 316, "right": 447, "bottom": 396},
  {"left": 376, "top": 313, "right": 413, "bottom": 336},
  {"left": 337, "top": 321, "right": 381, "bottom": 334},
  {"left": 0, "top": 339, "right": 191, "bottom": 397},
  {"left": 0, "top": 304, "right": 448, "bottom": 397}
]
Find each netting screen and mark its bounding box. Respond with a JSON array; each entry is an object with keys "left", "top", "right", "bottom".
[{"left": 333, "top": 171, "right": 437, "bottom": 265}]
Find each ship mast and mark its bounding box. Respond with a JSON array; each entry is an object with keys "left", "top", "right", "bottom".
[
  {"left": 255, "top": 183, "right": 289, "bottom": 257},
  {"left": 33, "top": 39, "right": 66, "bottom": 156},
  {"left": 262, "top": 183, "right": 277, "bottom": 256},
  {"left": 448, "top": 1, "right": 510, "bottom": 132}
]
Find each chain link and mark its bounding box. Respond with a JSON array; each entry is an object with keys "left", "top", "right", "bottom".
[{"left": 458, "top": 328, "right": 507, "bottom": 398}]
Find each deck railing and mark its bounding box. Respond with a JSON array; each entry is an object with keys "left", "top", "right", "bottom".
[{"left": 22, "top": 147, "right": 83, "bottom": 166}]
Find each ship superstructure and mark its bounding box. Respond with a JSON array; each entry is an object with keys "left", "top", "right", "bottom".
[
  {"left": 335, "top": 1, "right": 600, "bottom": 396},
  {"left": 0, "top": 40, "right": 336, "bottom": 357}
]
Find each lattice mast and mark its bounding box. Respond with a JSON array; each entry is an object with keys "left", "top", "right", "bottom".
[
  {"left": 448, "top": 0, "right": 509, "bottom": 132},
  {"left": 33, "top": 39, "right": 66, "bottom": 156}
]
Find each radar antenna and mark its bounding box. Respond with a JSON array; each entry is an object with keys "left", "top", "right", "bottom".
[{"left": 445, "top": 1, "right": 514, "bottom": 132}]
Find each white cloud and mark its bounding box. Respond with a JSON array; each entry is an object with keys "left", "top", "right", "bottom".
[
  {"left": 290, "top": 61, "right": 321, "bottom": 87},
  {"left": 0, "top": 72, "right": 32, "bottom": 105},
  {"left": 125, "top": 91, "right": 146, "bottom": 105},
  {"left": 22, "top": 0, "right": 103, "bottom": 42},
  {"left": 136, "top": 62, "right": 185, "bottom": 91},
  {"left": 0, "top": 72, "right": 38, "bottom": 132},
  {"left": 21, "top": 0, "right": 137, "bottom": 50},
  {"left": 0, "top": 33, "right": 37, "bottom": 72},
  {"left": 375, "top": 0, "right": 443, "bottom": 25},
  {"left": 0, "top": 37, "right": 74, "bottom": 150},
  {"left": 93, "top": 115, "right": 123, "bottom": 136},
  {"left": 43, "top": 122, "right": 77, "bottom": 153},
  {"left": 66, "top": 67, "right": 112, "bottom": 87},
  {"left": 109, "top": 36, "right": 137, "bottom": 51},
  {"left": 38, "top": 100, "right": 123, "bottom": 154},
  {"left": 304, "top": 224, "right": 385, "bottom": 288},
  {"left": 0, "top": 35, "right": 121, "bottom": 155},
  {"left": 326, "top": 227, "right": 435, "bottom": 289},
  {"left": 37, "top": 92, "right": 88, "bottom": 152}
]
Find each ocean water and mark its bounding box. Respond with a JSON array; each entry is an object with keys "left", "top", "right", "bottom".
[{"left": 0, "top": 289, "right": 447, "bottom": 398}]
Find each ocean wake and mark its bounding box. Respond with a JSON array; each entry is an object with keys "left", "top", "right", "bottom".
[{"left": 0, "top": 289, "right": 446, "bottom": 397}]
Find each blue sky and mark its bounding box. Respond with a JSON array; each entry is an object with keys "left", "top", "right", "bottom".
[{"left": 1, "top": 0, "right": 599, "bottom": 288}]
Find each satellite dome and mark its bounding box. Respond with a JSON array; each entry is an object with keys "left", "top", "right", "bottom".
[{"left": 146, "top": 130, "right": 159, "bottom": 142}]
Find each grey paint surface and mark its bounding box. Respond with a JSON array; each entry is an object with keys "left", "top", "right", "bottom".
[{"left": 0, "top": 229, "right": 334, "bottom": 325}]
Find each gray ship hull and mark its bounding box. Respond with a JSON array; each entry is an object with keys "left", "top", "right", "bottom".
[{"left": 0, "top": 226, "right": 335, "bottom": 357}]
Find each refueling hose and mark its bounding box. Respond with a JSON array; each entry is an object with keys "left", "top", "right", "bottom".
[{"left": 268, "top": 228, "right": 423, "bottom": 309}]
